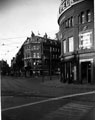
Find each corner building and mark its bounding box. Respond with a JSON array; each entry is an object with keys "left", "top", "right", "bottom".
[
  {"left": 23, "top": 33, "right": 61, "bottom": 77},
  {"left": 58, "top": 0, "right": 95, "bottom": 84}
]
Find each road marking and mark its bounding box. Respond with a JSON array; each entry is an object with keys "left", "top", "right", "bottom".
[
  {"left": 43, "top": 103, "right": 93, "bottom": 120},
  {"left": 2, "top": 90, "right": 95, "bottom": 112}
]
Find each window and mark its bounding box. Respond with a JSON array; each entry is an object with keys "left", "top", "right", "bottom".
[
  {"left": 64, "top": 16, "right": 74, "bottom": 28},
  {"left": 71, "top": 17, "right": 74, "bottom": 26},
  {"left": 63, "top": 22, "right": 65, "bottom": 28},
  {"left": 26, "top": 52, "right": 30, "bottom": 58},
  {"left": 33, "top": 46, "right": 36, "bottom": 50},
  {"left": 63, "top": 40, "right": 66, "bottom": 53},
  {"left": 78, "top": 15, "right": 81, "bottom": 24},
  {"left": 87, "top": 10, "right": 91, "bottom": 22},
  {"left": 36, "top": 46, "right": 40, "bottom": 50},
  {"left": 81, "top": 12, "right": 85, "bottom": 24},
  {"left": 50, "top": 41, "right": 52, "bottom": 44},
  {"left": 37, "top": 53, "right": 40, "bottom": 58},
  {"left": 68, "top": 18, "right": 71, "bottom": 27},
  {"left": 33, "top": 53, "right": 36, "bottom": 58},
  {"left": 69, "top": 37, "right": 74, "bottom": 52},
  {"left": 65, "top": 20, "right": 68, "bottom": 28}
]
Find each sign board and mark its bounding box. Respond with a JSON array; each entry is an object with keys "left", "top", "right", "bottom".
[
  {"left": 79, "top": 31, "right": 92, "bottom": 49},
  {"left": 59, "top": 0, "right": 84, "bottom": 15}
]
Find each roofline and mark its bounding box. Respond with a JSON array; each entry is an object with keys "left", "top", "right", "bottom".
[{"left": 58, "top": 0, "right": 85, "bottom": 25}]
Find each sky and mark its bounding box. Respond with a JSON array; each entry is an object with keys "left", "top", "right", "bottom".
[{"left": 0, "top": 0, "right": 60, "bottom": 66}]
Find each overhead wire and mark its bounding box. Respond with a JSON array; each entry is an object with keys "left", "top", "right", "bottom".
[
  {"left": 0, "top": 37, "right": 26, "bottom": 46},
  {"left": 0, "top": 30, "right": 58, "bottom": 58},
  {"left": 0, "top": 36, "right": 27, "bottom": 41}
]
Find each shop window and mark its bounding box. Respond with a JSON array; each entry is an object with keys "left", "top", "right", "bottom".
[
  {"left": 69, "top": 37, "right": 74, "bottom": 52},
  {"left": 87, "top": 10, "right": 91, "bottom": 22}
]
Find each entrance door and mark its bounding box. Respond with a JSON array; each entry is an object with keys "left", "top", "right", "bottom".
[{"left": 81, "top": 61, "right": 91, "bottom": 83}]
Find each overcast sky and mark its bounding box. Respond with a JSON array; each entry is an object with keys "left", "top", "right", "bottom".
[{"left": 0, "top": 0, "right": 60, "bottom": 66}]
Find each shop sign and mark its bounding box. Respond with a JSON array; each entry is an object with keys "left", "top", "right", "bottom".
[{"left": 59, "top": 0, "right": 84, "bottom": 15}]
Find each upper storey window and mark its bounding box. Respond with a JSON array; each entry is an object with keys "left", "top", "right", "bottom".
[
  {"left": 63, "top": 40, "right": 66, "bottom": 53},
  {"left": 87, "top": 10, "right": 91, "bottom": 22},
  {"left": 68, "top": 18, "right": 71, "bottom": 27},
  {"left": 78, "top": 10, "right": 91, "bottom": 24},
  {"left": 69, "top": 37, "right": 74, "bottom": 52},
  {"left": 64, "top": 16, "right": 74, "bottom": 28},
  {"left": 71, "top": 17, "right": 74, "bottom": 26},
  {"left": 81, "top": 12, "right": 85, "bottom": 24}
]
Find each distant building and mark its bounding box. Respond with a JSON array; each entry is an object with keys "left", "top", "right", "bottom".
[
  {"left": 11, "top": 45, "right": 24, "bottom": 76},
  {"left": 0, "top": 60, "right": 10, "bottom": 75},
  {"left": 58, "top": 0, "right": 95, "bottom": 83},
  {"left": 23, "top": 32, "right": 61, "bottom": 76}
]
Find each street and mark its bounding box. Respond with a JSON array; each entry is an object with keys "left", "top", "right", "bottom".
[
  {"left": 1, "top": 0, "right": 95, "bottom": 120},
  {"left": 1, "top": 76, "right": 95, "bottom": 120}
]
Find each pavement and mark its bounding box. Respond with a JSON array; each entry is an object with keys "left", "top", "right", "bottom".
[{"left": 1, "top": 76, "right": 95, "bottom": 120}]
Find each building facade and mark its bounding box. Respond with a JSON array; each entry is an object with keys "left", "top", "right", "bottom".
[
  {"left": 0, "top": 60, "right": 10, "bottom": 76},
  {"left": 24, "top": 33, "right": 61, "bottom": 76},
  {"left": 11, "top": 45, "right": 24, "bottom": 76},
  {"left": 58, "top": 0, "right": 95, "bottom": 84}
]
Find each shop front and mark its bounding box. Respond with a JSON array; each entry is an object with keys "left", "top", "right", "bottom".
[
  {"left": 79, "top": 58, "right": 93, "bottom": 84},
  {"left": 60, "top": 54, "right": 79, "bottom": 83}
]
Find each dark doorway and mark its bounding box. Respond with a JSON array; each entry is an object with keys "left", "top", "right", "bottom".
[{"left": 81, "top": 61, "right": 91, "bottom": 83}]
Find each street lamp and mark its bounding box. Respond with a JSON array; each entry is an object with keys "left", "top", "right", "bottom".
[
  {"left": 73, "top": 50, "right": 79, "bottom": 83},
  {"left": 42, "top": 54, "right": 45, "bottom": 82},
  {"left": 50, "top": 47, "right": 52, "bottom": 80},
  {"left": 60, "top": 54, "right": 64, "bottom": 82}
]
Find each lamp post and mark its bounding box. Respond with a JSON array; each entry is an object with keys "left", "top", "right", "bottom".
[
  {"left": 73, "top": 50, "right": 79, "bottom": 83},
  {"left": 42, "top": 54, "right": 45, "bottom": 82},
  {"left": 50, "top": 47, "right": 52, "bottom": 80},
  {"left": 60, "top": 55, "right": 64, "bottom": 82}
]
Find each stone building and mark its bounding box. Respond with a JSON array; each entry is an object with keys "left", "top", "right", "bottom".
[
  {"left": 23, "top": 32, "right": 61, "bottom": 76},
  {"left": 58, "top": 0, "right": 95, "bottom": 84},
  {"left": 11, "top": 45, "right": 24, "bottom": 76}
]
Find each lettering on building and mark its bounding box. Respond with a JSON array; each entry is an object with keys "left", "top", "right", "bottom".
[{"left": 59, "top": 0, "right": 84, "bottom": 15}]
